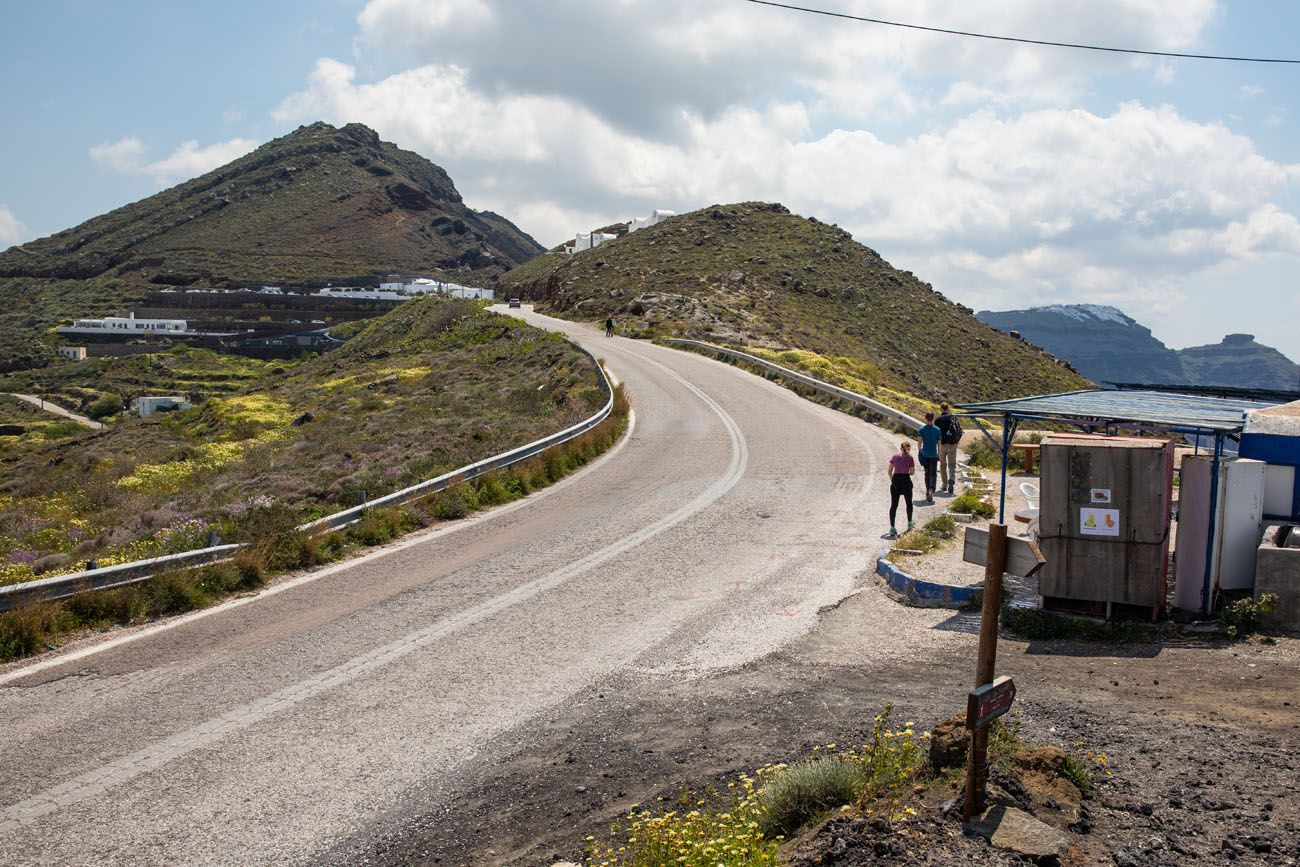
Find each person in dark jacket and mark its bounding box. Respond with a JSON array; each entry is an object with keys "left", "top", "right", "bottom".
[
  {"left": 934, "top": 402, "right": 963, "bottom": 494},
  {"left": 605, "top": 317, "right": 616, "bottom": 337}
]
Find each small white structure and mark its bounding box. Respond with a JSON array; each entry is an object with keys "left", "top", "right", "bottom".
[
  {"left": 135, "top": 396, "right": 192, "bottom": 418},
  {"left": 57, "top": 312, "right": 192, "bottom": 337},
  {"left": 58, "top": 347, "right": 87, "bottom": 362}
]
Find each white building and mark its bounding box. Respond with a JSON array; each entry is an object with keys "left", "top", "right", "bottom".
[
  {"left": 135, "top": 396, "right": 192, "bottom": 417},
  {"left": 58, "top": 347, "right": 87, "bottom": 361},
  {"left": 57, "top": 312, "right": 193, "bottom": 337}
]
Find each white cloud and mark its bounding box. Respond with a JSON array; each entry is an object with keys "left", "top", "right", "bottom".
[
  {"left": 348, "top": 0, "right": 1220, "bottom": 129},
  {"left": 0, "top": 204, "right": 28, "bottom": 247},
  {"left": 89, "top": 137, "right": 148, "bottom": 174},
  {"left": 90, "top": 136, "right": 259, "bottom": 186}
]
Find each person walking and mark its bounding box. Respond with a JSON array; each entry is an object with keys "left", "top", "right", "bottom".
[
  {"left": 917, "top": 412, "right": 941, "bottom": 501},
  {"left": 605, "top": 316, "right": 616, "bottom": 337},
  {"left": 886, "top": 440, "right": 915, "bottom": 539},
  {"left": 935, "top": 402, "right": 963, "bottom": 494}
]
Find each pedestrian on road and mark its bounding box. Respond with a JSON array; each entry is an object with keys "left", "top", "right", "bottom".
[
  {"left": 886, "top": 440, "right": 915, "bottom": 539},
  {"left": 917, "top": 412, "right": 941, "bottom": 501},
  {"left": 935, "top": 402, "right": 963, "bottom": 494},
  {"left": 605, "top": 317, "right": 616, "bottom": 337}
]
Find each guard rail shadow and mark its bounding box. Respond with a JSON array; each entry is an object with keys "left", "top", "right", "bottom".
[{"left": 0, "top": 341, "right": 615, "bottom": 612}]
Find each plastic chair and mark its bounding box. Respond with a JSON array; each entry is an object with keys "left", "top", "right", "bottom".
[{"left": 1017, "top": 482, "right": 1040, "bottom": 538}]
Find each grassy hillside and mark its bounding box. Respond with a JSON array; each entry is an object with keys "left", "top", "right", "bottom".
[
  {"left": 0, "top": 122, "right": 544, "bottom": 371},
  {"left": 0, "top": 297, "right": 603, "bottom": 587},
  {"left": 502, "top": 202, "right": 1090, "bottom": 403}
]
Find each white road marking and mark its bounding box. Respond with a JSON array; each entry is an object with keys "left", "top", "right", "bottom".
[{"left": 1, "top": 367, "right": 746, "bottom": 830}]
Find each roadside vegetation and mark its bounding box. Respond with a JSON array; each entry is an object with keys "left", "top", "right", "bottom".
[
  {"left": 0, "top": 375, "right": 629, "bottom": 662},
  {"left": 0, "top": 297, "right": 608, "bottom": 592},
  {"left": 885, "top": 515, "right": 958, "bottom": 563},
  {"left": 585, "top": 706, "right": 927, "bottom": 867}
]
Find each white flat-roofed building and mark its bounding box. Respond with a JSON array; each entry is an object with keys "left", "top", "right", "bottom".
[{"left": 57, "top": 312, "right": 192, "bottom": 337}]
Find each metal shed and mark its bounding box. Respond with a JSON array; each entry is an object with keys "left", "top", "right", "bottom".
[{"left": 956, "top": 389, "right": 1280, "bottom": 616}]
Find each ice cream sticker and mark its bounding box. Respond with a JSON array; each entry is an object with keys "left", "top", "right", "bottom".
[{"left": 1080, "top": 507, "right": 1120, "bottom": 537}]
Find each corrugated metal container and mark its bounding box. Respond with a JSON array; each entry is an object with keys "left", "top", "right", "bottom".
[{"left": 1038, "top": 434, "right": 1174, "bottom": 617}]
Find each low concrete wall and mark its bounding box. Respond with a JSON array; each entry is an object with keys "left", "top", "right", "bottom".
[
  {"left": 1257, "top": 528, "right": 1300, "bottom": 632},
  {"left": 876, "top": 548, "right": 982, "bottom": 609}
]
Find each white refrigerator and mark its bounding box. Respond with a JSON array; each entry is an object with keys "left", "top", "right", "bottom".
[{"left": 1174, "top": 457, "right": 1266, "bottom": 611}]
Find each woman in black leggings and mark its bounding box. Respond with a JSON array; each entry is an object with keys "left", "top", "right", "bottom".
[{"left": 887, "top": 440, "right": 915, "bottom": 538}]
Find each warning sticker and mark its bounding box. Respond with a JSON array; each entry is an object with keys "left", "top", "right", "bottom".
[{"left": 1080, "top": 507, "right": 1120, "bottom": 537}]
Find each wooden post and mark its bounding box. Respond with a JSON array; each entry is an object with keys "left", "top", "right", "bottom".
[{"left": 964, "top": 522, "right": 1008, "bottom": 820}]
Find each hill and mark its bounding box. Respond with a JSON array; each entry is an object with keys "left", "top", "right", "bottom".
[
  {"left": 977, "top": 305, "right": 1300, "bottom": 391},
  {"left": 502, "top": 202, "right": 1089, "bottom": 403},
  {"left": 1179, "top": 333, "right": 1300, "bottom": 391},
  {"left": 0, "top": 122, "right": 544, "bottom": 370},
  {"left": 0, "top": 297, "right": 606, "bottom": 588}
]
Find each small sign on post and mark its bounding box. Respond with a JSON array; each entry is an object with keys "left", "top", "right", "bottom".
[
  {"left": 960, "top": 524, "right": 1045, "bottom": 820},
  {"left": 967, "top": 676, "right": 1016, "bottom": 731}
]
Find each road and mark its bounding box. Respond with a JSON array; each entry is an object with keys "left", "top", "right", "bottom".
[
  {"left": 0, "top": 309, "right": 933, "bottom": 865},
  {"left": 4, "top": 392, "right": 105, "bottom": 429}
]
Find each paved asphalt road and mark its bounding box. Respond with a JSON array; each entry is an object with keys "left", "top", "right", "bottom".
[
  {"left": 0, "top": 309, "right": 930, "bottom": 865},
  {"left": 4, "top": 392, "right": 105, "bottom": 429}
]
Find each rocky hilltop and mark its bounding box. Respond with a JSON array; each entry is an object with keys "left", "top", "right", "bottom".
[
  {"left": 0, "top": 122, "right": 543, "bottom": 370},
  {"left": 0, "top": 122, "right": 541, "bottom": 284},
  {"left": 977, "top": 305, "right": 1299, "bottom": 391},
  {"left": 1180, "top": 333, "right": 1300, "bottom": 391},
  {"left": 502, "top": 202, "right": 1089, "bottom": 402}
]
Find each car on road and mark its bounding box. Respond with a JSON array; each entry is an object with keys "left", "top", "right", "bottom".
[{"left": 508, "top": 298, "right": 521, "bottom": 308}]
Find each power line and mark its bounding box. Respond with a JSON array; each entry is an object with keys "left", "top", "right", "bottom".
[{"left": 746, "top": 0, "right": 1300, "bottom": 64}]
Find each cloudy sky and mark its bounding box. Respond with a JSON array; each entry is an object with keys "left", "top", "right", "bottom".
[{"left": 4, "top": 1, "right": 1299, "bottom": 359}]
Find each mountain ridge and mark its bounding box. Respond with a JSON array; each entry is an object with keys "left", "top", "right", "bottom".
[{"left": 977, "top": 304, "right": 1299, "bottom": 391}]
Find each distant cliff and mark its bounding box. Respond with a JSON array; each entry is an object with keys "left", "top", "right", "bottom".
[{"left": 977, "top": 305, "right": 1299, "bottom": 391}]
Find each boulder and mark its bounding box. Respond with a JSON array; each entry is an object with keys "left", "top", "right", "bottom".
[
  {"left": 967, "top": 805, "right": 1072, "bottom": 859},
  {"left": 928, "top": 714, "right": 969, "bottom": 769}
]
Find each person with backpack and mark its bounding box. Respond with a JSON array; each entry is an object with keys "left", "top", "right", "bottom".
[
  {"left": 934, "top": 402, "right": 963, "bottom": 494},
  {"left": 916, "top": 411, "right": 942, "bottom": 502},
  {"left": 886, "top": 440, "right": 915, "bottom": 539}
]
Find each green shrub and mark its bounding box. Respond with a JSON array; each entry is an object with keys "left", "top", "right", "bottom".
[
  {"left": 0, "top": 602, "right": 65, "bottom": 660},
  {"left": 965, "top": 437, "right": 1023, "bottom": 472},
  {"left": 950, "top": 492, "right": 995, "bottom": 518},
  {"left": 1001, "top": 606, "right": 1159, "bottom": 642},
  {"left": 87, "top": 394, "right": 123, "bottom": 420},
  {"left": 758, "top": 756, "right": 864, "bottom": 837},
  {"left": 1061, "top": 753, "right": 1093, "bottom": 794},
  {"left": 923, "top": 514, "right": 957, "bottom": 539},
  {"left": 1222, "top": 593, "right": 1278, "bottom": 639}
]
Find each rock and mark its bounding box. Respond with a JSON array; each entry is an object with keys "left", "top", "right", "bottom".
[
  {"left": 32, "top": 553, "right": 73, "bottom": 575},
  {"left": 967, "top": 806, "right": 1072, "bottom": 860},
  {"left": 727, "top": 269, "right": 744, "bottom": 282},
  {"left": 1111, "top": 845, "right": 1153, "bottom": 866},
  {"left": 928, "top": 714, "right": 969, "bottom": 770},
  {"left": 813, "top": 287, "right": 830, "bottom": 298},
  {"left": 291, "top": 411, "right": 315, "bottom": 427},
  {"left": 0, "top": 424, "right": 26, "bottom": 436}
]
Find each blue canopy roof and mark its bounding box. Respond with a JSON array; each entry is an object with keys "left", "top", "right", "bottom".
[{"left": 956, "top": 389, "right": 1277, "bottom": 434}]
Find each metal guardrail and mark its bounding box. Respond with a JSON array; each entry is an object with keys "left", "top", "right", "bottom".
[
  {"left": 0, "top": 343, "right": 614, "bottom": 612},
  {"left": 665, "top": 339, "right": 923, "bottom": 432}
]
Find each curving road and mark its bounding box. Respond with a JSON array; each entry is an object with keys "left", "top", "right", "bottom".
[{"left": 0, "top": 308, "right": 933, "bottom": 865}]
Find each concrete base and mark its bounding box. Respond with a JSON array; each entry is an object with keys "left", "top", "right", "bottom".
[{"left": 1256, "top": 540, "right": 1300, "bottom": 632}]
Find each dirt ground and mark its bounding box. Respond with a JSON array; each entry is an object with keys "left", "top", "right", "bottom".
[{"left": 324, "top": 579, "right": 1300, "bottom": 866}]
